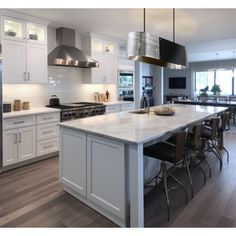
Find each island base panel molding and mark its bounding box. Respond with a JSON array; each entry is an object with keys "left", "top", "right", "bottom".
[
  {"left": 128, "top": 143, "right": 144, "bottom": 227},
  {"left": 59, "top": 128, "right": 127, "bottom": 227},
  {"left": 64, "top": 186, "right": 126, "bottom": 227}
]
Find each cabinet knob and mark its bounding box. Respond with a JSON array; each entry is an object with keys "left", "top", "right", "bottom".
[{"left": 28, "top": 72, "right": 31, "bottom": 80}]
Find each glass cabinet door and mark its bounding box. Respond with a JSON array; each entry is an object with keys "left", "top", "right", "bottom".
[
  {"left": 26, "top": 22, "right": 47, "bottom": 44},
  {"left": 2, "top": 16, "right": 25, "bottom": 41}
]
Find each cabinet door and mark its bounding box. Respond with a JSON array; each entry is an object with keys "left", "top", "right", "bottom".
[
  {"left": 26, "top": 22, "right": 47, "bottom": 45},
  {"left": 18, "top": 126, "right": 36, "bottom": 162},
  {"left": 1, "top": 16, "right": 25, "bottom": 41},
  {"left": 60, "top": 128, "right": 87, "bottom": 197},
  {"left": 87, "top": 134, "right": 125, "bottom": 219},
  {"left": 26, "top": 43, "right": 48, "bottom": 83},
  {"left": 92, "top": 53, "right": 117, "bottom": 84},
  {"left": 3, "top": 129, "right": 18, "bottom": 166},
  {"left": 2, "top": 40, "right": 26, "bottom": 83}
]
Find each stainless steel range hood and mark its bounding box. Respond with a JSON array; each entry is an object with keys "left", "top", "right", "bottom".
[
  {"left": 127, "top": 32, "right": 187, "bottom": 69},
  {"left": 48, "top": 27, "right": 99, "bottom": 68}
]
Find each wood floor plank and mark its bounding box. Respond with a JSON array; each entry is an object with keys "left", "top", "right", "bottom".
[{"left": 1, "top": 127, "right": 236, "bottom": 227}]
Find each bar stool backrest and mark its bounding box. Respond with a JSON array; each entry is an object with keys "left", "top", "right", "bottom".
[
  {"left": 175, "top": 128, "right": 188, "bottom": 162},
  {"left": 209, "top": 118, "right": 220, "bottom": 139},
  {"left": 221, "top": 112, "right": 230, "bottom": 131},
  {"left": 192, "top": 124, "right": 204, "bottom": 149}
]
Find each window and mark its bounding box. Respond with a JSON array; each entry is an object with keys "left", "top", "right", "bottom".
[
  {"left": 195, "top": 71, "right": 214, "bottom": 92},
  {"left": 215, "top": 70, "right": 232, "bottom": 95},
  {"left": 195, "top": 69, "right": 236, "bottom": 95}
]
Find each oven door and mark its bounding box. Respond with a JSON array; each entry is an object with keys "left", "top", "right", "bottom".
[{"left": 119, "top": 71, "right": 134, "bottom": 88}]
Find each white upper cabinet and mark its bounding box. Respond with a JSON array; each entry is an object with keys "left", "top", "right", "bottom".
[
  {"left": 2, "top": 16, "right": 25, "bottom": 41},
  {"left": 26, "top": 22, "right": 47, "bottom": 45},
  {"left": 2, "top": 40, "right": 26, "bottom": 83},
  {"left": 82, "top": 33, "right": 118, "bottom": 84},
  {"left": 1, "top": 16, "right": 47, "bottom": 45},
  {"left": 1, "top": 12, "right": 48, "bottom": 84},
  {"left": 26, "top": 43, "right": 48, "bottom": 83}
]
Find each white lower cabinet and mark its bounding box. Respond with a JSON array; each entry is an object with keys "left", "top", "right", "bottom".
[
  {"left": 18, "top": 126, "right": 36, "bottom": 162},
  {"left": 60, "top": 129, "right": 87, "bottom": 197},
  {"left": 3, "top": 112, "right": 60, "bottom": 167},
  {"left": 3, "top": 129, "right": 18, "bottom": 166},
  {"left": 87, "top": 135, "right": 125, "bottom": 219},
  {"left": 60, "top": 128, "right": 126, "bottom": 222},
  {"left": 105, "top": 104, "right": 120, "bottom": 113},
  {"left": 105, "top": 102, "right": 134, "bottom": 114},
  {"left": 3, "top": 126, "right": 36, "bottom": 166}
]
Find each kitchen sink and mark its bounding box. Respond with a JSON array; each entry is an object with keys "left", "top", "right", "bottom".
[{"left": 129, "top": 110, "right": 148, "bottom": 114}]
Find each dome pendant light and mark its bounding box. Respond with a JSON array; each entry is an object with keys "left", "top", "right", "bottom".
[{"left": 127, "top": 8, "right": 167, "bottom": 67}]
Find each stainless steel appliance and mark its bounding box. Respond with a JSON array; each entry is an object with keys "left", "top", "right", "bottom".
[
  {"left": 118, "top": 70, "right": 134, "bottom": 101},
  {"left": 0, "top": 43, "right": 2, "bottom": 169},
  {"left": 48, "top": 27, "right": 99, "bottom": 68},
  {"left": 141, "top": 76, "right": 155, "bottom": 108},
  {"left": 47, "top": 102, "right": 106, "bottom": 121}
]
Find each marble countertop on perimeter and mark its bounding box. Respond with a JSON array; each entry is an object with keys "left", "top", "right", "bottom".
[{"left": 3, "top": 107, "right": 61, "bottom": 119}]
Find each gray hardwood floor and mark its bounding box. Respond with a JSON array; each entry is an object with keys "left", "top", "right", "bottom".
[{"left": 0, "top": 129, "right": 236, "bottom": 227}]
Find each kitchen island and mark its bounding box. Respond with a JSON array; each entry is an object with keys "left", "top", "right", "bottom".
[{"left": 59, "top": 104, "right": 226, "bottom": 227}]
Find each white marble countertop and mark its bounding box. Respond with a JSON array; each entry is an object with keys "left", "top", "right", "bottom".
[
  {"left": 59, "top": 104, "right": 227, "bottom": 144},
  {"left": 3, "top": 107, "right": 61, "bottom": 119}
]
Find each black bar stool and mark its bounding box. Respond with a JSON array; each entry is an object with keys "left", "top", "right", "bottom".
[
  {"left": 217, "top": 111, "right": 230, "bottom": 163},
  {"left": 202, "top": 117, "right": 222, "bottom": 171},
  {"left": 187, "top": 123, "right": 211, "bottom": 183},
  {"left": 144, "top": 128, "right": 192, "bottom": 221}
]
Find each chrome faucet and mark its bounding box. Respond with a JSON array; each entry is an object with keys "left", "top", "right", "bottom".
[{"left": 143, "top": 96, "right": 150, "bottom": 115}]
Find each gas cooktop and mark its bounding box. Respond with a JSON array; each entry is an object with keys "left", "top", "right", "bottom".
[{"left": 47, "top": 102, "right": 106, "bottom": 121}]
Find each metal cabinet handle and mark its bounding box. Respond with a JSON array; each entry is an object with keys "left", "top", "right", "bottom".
[
  {"left": 19, "top": 133, "right": 22, "bottom": 143},
  {"left": 28, "top": 72, "right": 30, "bottom": 80},
  {"left": 13, "top": 121, "right": 25, "bottom": 125},
  {"left": 43, "top": 130, "right": 53, "bottom": 134},
  {"left": 24, "top": 72, "right": 27, "bottom": 81},
  {"left": 15, "top": 133, "right": 18, "bottom": 144},
  {"left": 43, "top": 144, "right": 54, "bottom": 149},
  {"left": 43, "top": 117, "right": 54, "bottom": 120}
]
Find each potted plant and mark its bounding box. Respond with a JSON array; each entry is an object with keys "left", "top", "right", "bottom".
[
  {"left": 199, "top": 86, "right": 209, "bottom": 102},
  {"left": 211, "top": 84, "right": 222, "bottom": 96}
]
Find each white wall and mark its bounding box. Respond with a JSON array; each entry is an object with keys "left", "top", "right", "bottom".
[
  {"left": 3, "top": 27, "right": 117, "bottom": 108},
  {"left": 163, "top": 67, "right": 192, "bottom": 98}
]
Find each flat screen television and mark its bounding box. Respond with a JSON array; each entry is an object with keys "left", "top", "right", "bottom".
[{"left": 169, "top": 77, "right": 186, "bottom": 89}]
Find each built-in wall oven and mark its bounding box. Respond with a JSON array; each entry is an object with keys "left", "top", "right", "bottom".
[{"left": 118, "top": 70, "right": 134, "bottom": 101}]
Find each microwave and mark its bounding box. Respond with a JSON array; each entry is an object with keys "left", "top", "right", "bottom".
[{"left": 118, "top": 71, "right": 134, "bottom": 88}]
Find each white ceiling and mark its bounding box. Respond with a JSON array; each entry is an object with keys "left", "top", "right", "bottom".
[{"left": 14, "top": 8, "right": 236, "bottom": 62}]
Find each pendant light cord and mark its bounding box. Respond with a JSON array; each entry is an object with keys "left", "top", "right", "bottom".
[
  {"left": 143, "top": 8, "right": 146, "bottom": 32},
  {"left": 173, "top": 8, "right": 175, "bottom": 42}
]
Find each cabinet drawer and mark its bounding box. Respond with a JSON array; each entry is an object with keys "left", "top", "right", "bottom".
[
  {"left": 37, "top": 112, "right": 60, "bottom": 124},
  {"left": 37, "top": 137, "right": 59, "bottom": 156},
  {"left": 3, "top": 116, "right": 36, "bottom": 130},
  {"left": 105, "top": 104, "right": 120, "bottom": 113},
  {"left": 121, "top": 103, "right": 134, "bottom": 111},
  {"left": 37, "top": 122, "right": 59, "bottom": 141}
]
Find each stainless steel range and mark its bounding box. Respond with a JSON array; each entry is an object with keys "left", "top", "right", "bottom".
[{"left": 47, "top": 102, "right": 106, "bottom": 121}]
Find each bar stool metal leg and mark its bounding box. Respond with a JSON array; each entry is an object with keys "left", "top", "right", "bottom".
[{"left": 161, "top": 162, "right": 170, "bottom": 222}]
